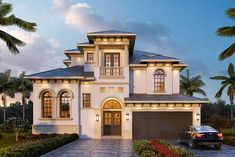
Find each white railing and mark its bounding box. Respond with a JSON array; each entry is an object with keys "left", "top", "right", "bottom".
[{"left": 100, "top": 67, "right": 124, "bottom": 77}]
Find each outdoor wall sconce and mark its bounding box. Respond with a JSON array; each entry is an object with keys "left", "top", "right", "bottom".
[
  {"left": 196, "top": 113, "right": 200, "bottom": 121},
  {"left": 125, "top": 113, "right": 130, "bottom": 121},
  {"left": 96, "top": 114, "right": 99, "bottom": 122}
]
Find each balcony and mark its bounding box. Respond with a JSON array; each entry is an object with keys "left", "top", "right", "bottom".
[{"left": 100, "top": 66, "right": 124, "bottom": 78}]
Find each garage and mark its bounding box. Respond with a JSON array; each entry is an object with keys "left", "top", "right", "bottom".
[{"left": 132, "top": 112, "right": 192, "bottom": 139}]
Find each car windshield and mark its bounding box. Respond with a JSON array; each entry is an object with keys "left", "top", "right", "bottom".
[{"left": 195, "top": 126, "right": 216, "bottom": 132}]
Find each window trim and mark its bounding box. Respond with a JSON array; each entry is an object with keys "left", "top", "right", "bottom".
[
  {"left": 154, "top": 69, "right": 165, "bottom": 92},
  {"left": 83, "top": 93, "right": 91, "bottom": 108}
]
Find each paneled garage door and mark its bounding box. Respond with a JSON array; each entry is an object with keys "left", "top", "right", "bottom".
[{"left": 132, "top": 112, "right": 192, "bottom": 139}]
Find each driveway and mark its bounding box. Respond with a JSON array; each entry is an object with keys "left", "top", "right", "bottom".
[
  {"left": 41, "top": 139, "right": 134, "bottom": 157},
  {"left": 169, "top": 140, "right": 235, "bottom": 157}
]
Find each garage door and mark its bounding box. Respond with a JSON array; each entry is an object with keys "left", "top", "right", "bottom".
[{"left": 133, "top": 112, "right": 192, "bottom": 139}]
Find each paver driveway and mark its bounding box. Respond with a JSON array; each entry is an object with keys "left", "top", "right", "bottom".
[{"left": 41, "top": 139, "right": 134, "bottom": 157}]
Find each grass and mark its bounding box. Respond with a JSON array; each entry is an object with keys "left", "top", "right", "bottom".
[{"left": 0, "top": 132, "right": 28, "bottom": 148}]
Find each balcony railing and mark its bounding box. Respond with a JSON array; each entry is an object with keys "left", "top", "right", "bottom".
[{"left": 100, "top": 66, "right": 124, "bottom": 77}]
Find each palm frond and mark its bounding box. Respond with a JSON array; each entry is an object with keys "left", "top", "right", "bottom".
[
  {"left": 195, "top": 88, "right": 206, "bottom": 96},
  {"left": 0, "top": 15, "right": 36, "bottom": 31},
  {"left": 0, "top": 1, "right": 12, "bottom": 18},
  {"left": 226, "top": 8, "right": 235, "bottom": 20},
  {"left": 210, "top": 76, "right": 228, "bottom": 80},
  {"left": 219, "top": 42, "right": 235, "bottom": 60},
  {"left": 228, "top": 63, "right": 234, "bottom": 77},
  {"left": 0, "top": 30, "right": 25, "bottom": 54},
  {"left": 217, "top": 26, "right": 235, "bottom": 37},
  {"left": 215, "top": 84, "right": 227, "bottom": 98}
]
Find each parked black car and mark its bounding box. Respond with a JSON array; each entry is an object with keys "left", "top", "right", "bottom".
[{"left": 177, "top": 126, "right": 223, "bottom": 149}]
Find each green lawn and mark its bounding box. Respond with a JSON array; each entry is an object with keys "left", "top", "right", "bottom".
[{"left": 0, "top": 133, "right": 28, "bottom": 148}]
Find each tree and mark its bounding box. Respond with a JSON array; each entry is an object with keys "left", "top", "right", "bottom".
[
  {"left": 210, "top": 63, "right": 235, "bottom": 119},
  {"left": 16, "top": 72, "right": 32, "bottom": 119},
  {"left": 0, "top": 0, "right": 36, "bottom": 54},
  {"left": 216, "top": 8, "right": 235, "bottom": 60},
  {"left": 0, "top": 70, "right": 16, "bottom": 121},
  {"left": 180, "top": 69, "right": 206, "bottom": 96}
]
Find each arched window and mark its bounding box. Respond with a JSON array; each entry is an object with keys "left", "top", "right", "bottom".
[
  {"left": 154, "top": 69, "right": 165, "bottom": 92},
  {"left": 42, "top": 91, "right": 52, "bottom": 118},
  {"left": 60, "top": 91, "right": 70, "bottom": 118},
  {"left": 103, "top": 99, "right": 121, "bottom": 109}
]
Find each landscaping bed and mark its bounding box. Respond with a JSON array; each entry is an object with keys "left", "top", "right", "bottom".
[
  {"left": 221, "top": 129, "right": 235, "bottom": 146},
  {"left": 133, "top": 139, "right": 195, "bottom": 157},
  {"left": 0, "top": 133, "right": 79, "bottom": 157}
]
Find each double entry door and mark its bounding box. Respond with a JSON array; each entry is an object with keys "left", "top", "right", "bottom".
[{"left": 103, "top": 111, "right": 121, "bottom": 136}]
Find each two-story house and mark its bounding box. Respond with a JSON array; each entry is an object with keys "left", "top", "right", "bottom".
[{"left": 26, "top": 30, "right": 209, "bottom": 139}]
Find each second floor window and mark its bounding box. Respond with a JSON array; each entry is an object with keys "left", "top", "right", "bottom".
[
  {"left": 87, "top": 52, "right": 94, "bottom": 63},
  {"left": 83, "top": 93, "right": 91, "bottom": 107},
  {"left": 104, "top": 53, "right": 120, "bottom": 67},
  {"left": 154, "top": 69, "right": 165, "bottom": 92}
]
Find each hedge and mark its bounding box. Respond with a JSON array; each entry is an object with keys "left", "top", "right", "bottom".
[
  {"left": 222, "top": 129, "right": 235, "bottom": 137},
  {"left": 0, "top": 133, "right": 79, "bottom": 157}
]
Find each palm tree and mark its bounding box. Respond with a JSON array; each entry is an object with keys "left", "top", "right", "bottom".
[
  {"left": 210, "top": 63, "right": 235, "bottom": 119},
  {"left": 180, "top": 69, "right": 206, "bottom": 96},
  {"left": 216, "top": 8, "right": 235, "bottom": 60},
  {"left": 0, "top": 70, "right": 17, "bottom": 121},
  {"left": 0, "top": 0, "right": 36, "bottom": 54},
  {"left": 16, "top": 72, "right": 33, "bottom": 119}
]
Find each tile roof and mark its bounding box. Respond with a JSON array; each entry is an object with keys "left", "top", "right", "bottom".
[
  {"left": 26, "top": 66, "right": 94, "bottom": 79},
  {"left": 124, "top": 94, "right": 209, "bottom": 103},
  {"left": 130, "top": 50, "right": 179, "bottom": 64},
  {"left": 65, "top": 48, "right": 80, "bottom": 52},
  {"left": 87, "top": 30, "right": 136, "bottom": 35}
]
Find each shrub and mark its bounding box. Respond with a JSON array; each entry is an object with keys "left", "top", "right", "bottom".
[
  {"left": 223, "top": 136, "right": 235, "bottom": 146},
  {"left": 210, "top": 115, "right": 228, "bottom": 130},
  {"left": 2, "top": 117, "right": 31, "bottom": 133},
  {"left": 0, "top": 133, "right": 79, "bottom": 157},
  {"left": 133, "top": 140, "right": 154, "bottom": 155},
  {"left": 140, "top": 150, "right": 157, "bottom": 157},
  {"left": 222, "top": 129, "right": 235, "bottom": 137}
]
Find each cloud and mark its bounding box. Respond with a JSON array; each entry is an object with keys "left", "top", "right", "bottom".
[
  {"left": 0, "top": 29, "right": 64, "bottom": 76},
  {"left": 51, "top": 0, "right": 175, "bottom": 52}
]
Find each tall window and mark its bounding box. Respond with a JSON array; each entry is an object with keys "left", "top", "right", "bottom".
[
  {"left": 42, "top": 91, "right": 52, "bottom": 118},
  {"left": 154, "top": 69, "right": 165, "bottom": 92},
  {"left": 87, "top": 52, "right": 94, "bottom": 63},
  {"left": 83, "top": 93, "right": 91, "bottom": 107},
  {"left": 104, "top": 53, "right": 120, "bottom": 67},
  {"left": 60, "top": 91, "right": 70, "bottom": 118}
]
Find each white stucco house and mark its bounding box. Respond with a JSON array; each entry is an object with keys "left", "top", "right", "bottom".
[{"left": 26, "top": 30, "right": 209, "bottom": 139}]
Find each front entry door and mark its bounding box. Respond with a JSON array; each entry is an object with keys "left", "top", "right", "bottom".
[{"left": 103, "top": 111, "right": 121, "bottom": 136}]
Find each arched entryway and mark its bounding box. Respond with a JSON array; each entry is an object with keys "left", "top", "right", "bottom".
[{"left": 102, "top": 99, "right": 122, "bottom": 136}]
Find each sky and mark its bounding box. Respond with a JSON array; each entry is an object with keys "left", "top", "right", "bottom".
[{"left": 0, "top": 0, "right": 234, "bottom": 104}]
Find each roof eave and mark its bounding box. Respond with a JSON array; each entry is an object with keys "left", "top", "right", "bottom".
[
  {"left": 124, "top": 100, "right": 210, "bottom": 104},
  {"left": 140, "top": 59, "right": 180, "bottom": 62}
]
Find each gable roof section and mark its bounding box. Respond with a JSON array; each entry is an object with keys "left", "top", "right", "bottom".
[
  {"left": 25, "top": 66, "right": 94, "bottom": 80},
  {"left": 124, "top": 94, "right": 210, "bottom": 103},
  {"left": 130, "top": 50, "right": 180, "bottom": 64}
]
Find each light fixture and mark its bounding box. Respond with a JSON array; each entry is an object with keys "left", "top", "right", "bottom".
[
  {"left": 96, "top": 114, "right": 99, "bottom": 122},
  {"left": 196, "top": 113, "right": 200, "bottom": 121},
  {"left": 125, "top": 113, "right": 130, "bottom": 121}
]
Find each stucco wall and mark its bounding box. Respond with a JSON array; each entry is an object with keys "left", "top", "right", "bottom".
[{"left": 33, "top": 82, "right": 79, "bottom": 126}]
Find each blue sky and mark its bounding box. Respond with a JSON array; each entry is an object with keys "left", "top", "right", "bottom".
[{"left": 1, "top": 0, "right": 235, "bottom": 103}]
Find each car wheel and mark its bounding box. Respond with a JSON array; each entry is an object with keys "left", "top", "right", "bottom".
[
  {"left": 188, "top": 139, "right": 196, "bottom": 148},
  {"left": 214, "top": 144, "right": 222, "bottom": 150},
  {"left": 177, "top": 137, "right": 182, "bottom": 144}
]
